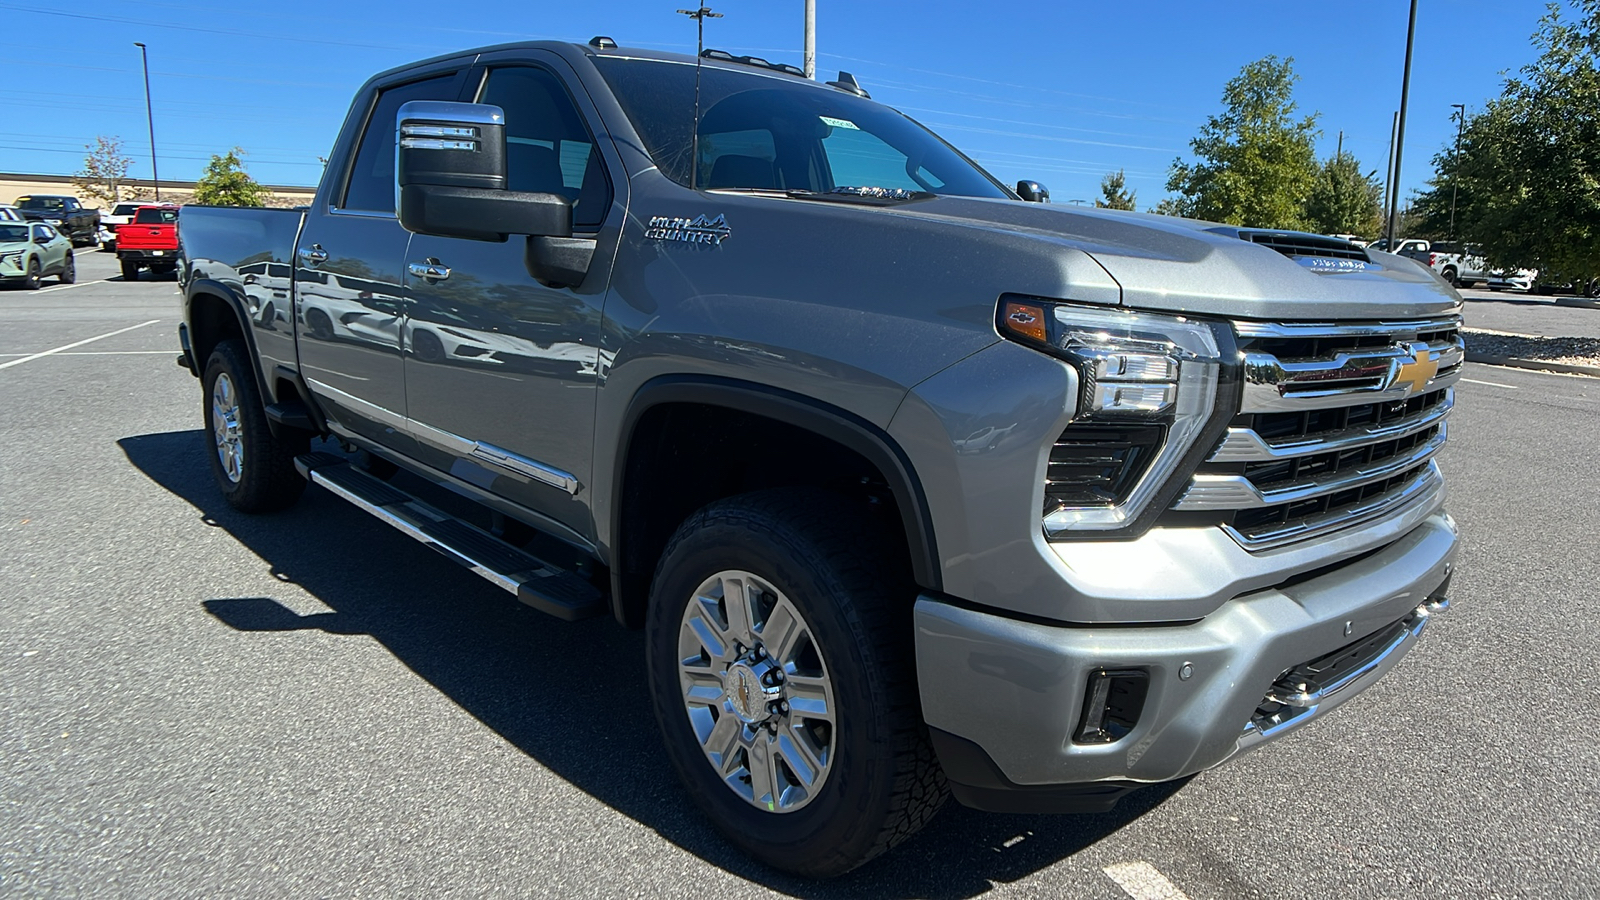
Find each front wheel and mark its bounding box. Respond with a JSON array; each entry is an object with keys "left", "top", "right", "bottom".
[
  {"left": 22, "top": 258, "right": 41, "bottom": 290},
  {"left": 202, "top": 340, "right": 309, "bottom": 512},
  {"left": 645, "top": 490, "right": 945, "bottom": 877}
]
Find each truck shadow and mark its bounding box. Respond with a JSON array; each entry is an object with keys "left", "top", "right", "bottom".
[{"left": 120, "top": 429, "right": 1185, "bottom": 899}]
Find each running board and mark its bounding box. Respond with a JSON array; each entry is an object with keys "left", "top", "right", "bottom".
[{"left": 294, "top": 453, "right": 606, "bottom": 621}]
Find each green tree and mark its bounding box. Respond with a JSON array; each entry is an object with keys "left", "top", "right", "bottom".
[
  {"left": 1412, "top": 1, "right": 1599, "bottom": 279},
  {"left": 1148, "top": 197, "right": 1185, "bottom": 217},
  {"left": 1165, "top": 56, "right": 1321, "bottom": 229},
  {"left": 192, "top": 148, "right": 270, "bottom": 207},
  {"left": 1303, "top": 151, "right": 1383, "bottom": 237},
  {"left": 72, "top": 136, "right": 134, "bottom": 207},
  {"left": 1095, "top": 169, "right": 1138, "bottom": 210}
]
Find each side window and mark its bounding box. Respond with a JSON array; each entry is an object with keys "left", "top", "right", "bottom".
[
  {"left": 477, "top": 66, "right": 612, "bottom": 228},
  {"left": 32, "top": 225, "right": 52, "bottom": 241},
  {"left": 341, "top": 73, "right": 459, "bottom": 212}
]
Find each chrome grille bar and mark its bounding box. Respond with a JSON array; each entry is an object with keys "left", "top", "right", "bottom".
[
  {"left": 1178, "top": 423, "right": 1446, "bottom": 510},
  {"left": 1209, "top": 388, "right": 1454, "bottom": 463},
  {"left": 1224, "top": 463, "right": 1443, "bottom": 550}
]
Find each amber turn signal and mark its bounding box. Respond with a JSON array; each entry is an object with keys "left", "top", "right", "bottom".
[{"left": 1001, "top": 301, "right": 1047, "bottom": 343}]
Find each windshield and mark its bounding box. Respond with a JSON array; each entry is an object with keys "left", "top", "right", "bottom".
[
  {"left": 0, "top": 224, "right": 28, "bottom": 242},
  {"left": 112, "top": 204, "right": 140, "bottom": 216},
  {"left": 593, "top": 57, "right": 1008, "bottom": 200},
  {"left": 17, "top": 197, "right": 66, "bottom": 211}
]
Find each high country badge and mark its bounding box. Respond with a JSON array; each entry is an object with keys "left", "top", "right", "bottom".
[{"left": 645, "top": 213, "right": 731, "bottom": 246}]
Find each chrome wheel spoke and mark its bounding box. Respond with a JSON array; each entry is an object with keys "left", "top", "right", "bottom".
[
  {"left": 746, "top": 735, "right": 780, "bottom": 810},
  {"left": 784, "top": 675, "right": 833, "bottom": 722},
  {"left": 680, "top": 668, "right": 725, "bottom": 707},
  {"left": 702, "top": 710, "right": 743, "bottom": 775},
  {"left": 759, "top": 599, "right": 803, "bottom": 662},
  {"left": 775, "top": 722, "right": 824, "bottom": 790},
  {"left": 719, "top": 573, "right": 754, "bottom": 640}
]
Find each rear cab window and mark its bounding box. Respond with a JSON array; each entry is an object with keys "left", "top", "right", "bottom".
[
  {"left": 133, "top": 208, "right": 179, "bottom": 224},
  {"left": 340, "top": 74, "right": 461, "bottom": 213}
]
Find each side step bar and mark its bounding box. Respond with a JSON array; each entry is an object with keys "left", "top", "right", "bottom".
[{"left": 294, "top": 452, "right": 606, "bottom": 621}]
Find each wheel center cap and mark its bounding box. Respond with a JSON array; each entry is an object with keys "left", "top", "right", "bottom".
[{"left": 725, "top": 660, "right": 782, "bottom": 723}]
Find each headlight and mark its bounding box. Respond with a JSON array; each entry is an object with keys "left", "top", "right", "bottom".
[
  {"left": 44, "top": 217, "right": 63, "bottom": 225},
  {"left": 999, "top": 299, "right": 1237, "bottom": 536}
]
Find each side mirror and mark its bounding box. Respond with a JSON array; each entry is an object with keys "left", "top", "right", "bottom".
[
  {"left": 1016, "top": 180, "right": 1050, "bottom": 203},
  {"left": 395, "top": 100, "right": 573, "bottom": 242}
]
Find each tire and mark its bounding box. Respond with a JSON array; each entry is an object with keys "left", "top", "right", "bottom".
[
  {"left": 305, "top": 308, "right": 335, "bottom": 341},
  {"left": 645, "top": 490, "right": 945, "bottom": 878},
  {"left": 121, "top": 260, "right": 140, "bottom": 281},
  {"left": 22, "top": 257, "right": 41, "bottom": 290},
  {"left": 1441, "top": 267, "right": 1458, "bottom": 287},
  {"left": 411, "top": 329, "right": 445, "bottom": 362},
  {"left": 58, "top": 253, "right": 75, "bottom": 285},
  {"left": 201, "top": 339, "right": 309, "bottom": 513}
]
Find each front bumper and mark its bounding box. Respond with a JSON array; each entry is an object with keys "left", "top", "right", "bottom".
[{"left": 916, "top": 511, "right": 1456, "bottom": 807}]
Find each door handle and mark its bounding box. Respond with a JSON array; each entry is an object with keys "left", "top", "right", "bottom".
[
  {"left": 297, "top": 244, "right": 328, "bottom": 265},
  {"left": 407, "top": 260, "right": 451, "bottom": 281}
]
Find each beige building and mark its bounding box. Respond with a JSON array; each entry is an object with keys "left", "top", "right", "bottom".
[{"left": 1, "top": 172, "right": 317, "bottom": 210}]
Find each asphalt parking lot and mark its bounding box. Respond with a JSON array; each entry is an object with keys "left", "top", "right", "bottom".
[{"left": 3, "top": 252, "right": 1598, "bottom": 898}]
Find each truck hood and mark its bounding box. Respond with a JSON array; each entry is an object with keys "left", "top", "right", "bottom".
[{"left": 884, "top": 195, "right": 1460, "bottom": 321}]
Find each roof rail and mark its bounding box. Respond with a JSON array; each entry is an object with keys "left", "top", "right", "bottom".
[{"left": 700, "top": 48, "right": 805, "bottom": 78}]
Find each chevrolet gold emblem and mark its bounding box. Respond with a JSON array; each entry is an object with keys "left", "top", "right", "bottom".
[{"left": 1392, "top": 344, "right": 1439, "bottom": 396}]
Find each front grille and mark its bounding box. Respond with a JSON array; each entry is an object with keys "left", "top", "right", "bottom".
[{"left": 1173, "top": 315, "right": 1463, "bottom": 550}]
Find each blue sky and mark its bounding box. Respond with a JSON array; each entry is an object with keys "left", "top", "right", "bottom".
[{"left": 0, "top": 0, "right": 1554, "bottom": 208}]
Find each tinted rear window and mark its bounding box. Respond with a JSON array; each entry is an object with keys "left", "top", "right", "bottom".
[
  {"left": 592, "top": 58, "right": 1006, "bottom": 199},
  {"left": 134, "top": 207, "right": 178, "bottom": 224}
]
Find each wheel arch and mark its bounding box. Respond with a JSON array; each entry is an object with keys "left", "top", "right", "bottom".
[
  {"left": 608, "top": 375, "right": 942, "bottom": 628},
  {"left": 185, "top": 279, "right": 271, "bottom": 402}
]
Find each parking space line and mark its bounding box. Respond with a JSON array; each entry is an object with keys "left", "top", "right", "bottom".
[
  {"left": 1460, "top": 377, "right": 1519, "bottom": 389},
  {"left": 0, "top": 350, "right": 174, "bottom": 358},
  {"left": 1103, "top": 861, "right": 1192, "bottom": 900},
  {"left": 34, "top": 279, "right": 109, "bottom": 294},
  {"left": 0, "top": 320, "right": 161, "bottom": 371}
]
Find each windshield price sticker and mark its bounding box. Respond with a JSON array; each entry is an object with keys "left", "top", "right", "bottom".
[{"left": 819, "top": 116, "right": 859, "bottom": 131}]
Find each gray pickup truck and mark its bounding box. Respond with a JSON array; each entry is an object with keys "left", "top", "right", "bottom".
[{"left": 177, "top": 38, "right": 1462, "bottom": 877}]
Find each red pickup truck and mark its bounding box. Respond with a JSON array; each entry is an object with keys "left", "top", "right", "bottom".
[{"left": 117, "top": 205, "right": 179, "bottom": 281}]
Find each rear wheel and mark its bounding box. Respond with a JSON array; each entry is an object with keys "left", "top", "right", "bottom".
[
  {"left": 58, "top": 253, "right": 75, "bottom": 284},
  {"left": 22, "top": 258, "right": 41, "bottom": 290},
  {"left": 202, "top": 339, "right": 309, "bottom": 512},
  {"left": 120, "top": 260, "right": 140, "bottom": 281},
  {"left": 1442, "top": 266, "right": 1458, "bottom": 287},
  {"left": 646, "top": 490, "right": 945, "bottom": 877}
]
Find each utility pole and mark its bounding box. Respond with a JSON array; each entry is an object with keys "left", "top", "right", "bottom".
[
  {"left": 676, "top": 4, "right": 722, "bottom": 190},
  {"left": 1449, "top": 103, "right": 1466, "bottom": 238},
  {"left": 1336, "top": 130, "right": 1343, "bottom": 158},
  {"left": 1386, "top": 0, "right": 1418, "bottom": 248},
  {"left": 803, "top": 0, "right": 816, "bottom": 79},
  {"left": 134, "top": 42, "right": 160, "bottom": 201}
]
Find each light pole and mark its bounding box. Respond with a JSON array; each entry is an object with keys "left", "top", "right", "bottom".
[
  {"left": 1449, "top": 103, "right": 1466, "bottom": 238},
  {"left": 803, "top": 0, "right": 816, "bottom": 79},
  {"left": 134, "top": 42, "right": 160, "bottom": 201},
  {"left": 1385, "top": 0, "right": 1418, "bottom": 248}
]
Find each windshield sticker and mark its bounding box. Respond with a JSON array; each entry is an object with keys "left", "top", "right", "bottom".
[
  {"left": 1295, "top": 257, "right": 1380, "bottom": 274},
  {"left": 645, "top": 213, "right": 731, "bottom": 247},
  {"left": 819, "top": 116, "right": 859, "bottom": 131}
]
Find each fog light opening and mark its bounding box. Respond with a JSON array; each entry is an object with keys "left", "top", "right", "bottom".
[{"left": 1073, "top": 668, "right": 1150, "bottom": 744}]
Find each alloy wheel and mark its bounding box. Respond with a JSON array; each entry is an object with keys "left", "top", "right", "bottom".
[
  {"left": 211, "top": 372, "right": 245, "bottom": 483},
  {"left": 677, "top": 570, "right": 836, "bottom": 813}
]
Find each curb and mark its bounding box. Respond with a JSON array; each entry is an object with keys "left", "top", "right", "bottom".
[
  {"left": 1552, "top": 297, "right": 1600, "bottom": 311},
  {"left": 1465, "top": 352, "right": 1600, "bottom": 378}
]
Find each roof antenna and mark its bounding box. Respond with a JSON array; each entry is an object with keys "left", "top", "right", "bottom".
[{"left": 676, "top": 3, "right": 722, "bottom": 191}]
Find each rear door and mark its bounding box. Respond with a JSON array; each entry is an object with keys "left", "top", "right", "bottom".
[
  {"left": 400, "top": 54, "right": 624, "bottom": 533},
  {"left": 294, "top": 64, "right": 470, "bottom": 452}
]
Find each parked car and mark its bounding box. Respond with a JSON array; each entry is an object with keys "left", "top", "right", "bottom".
[
  {"left": 11, "top": 195, "right": 100, "bottom": 247},
  {"left": 1367, "top": 237, "right": 1430, "bottom": 256},
  {"left": 98, "top": 201, "right": 150, "bottom": 252},
  {"left": 1408, "top": 241, "right": 1488, "bottom": 288},
  {"left": 175, "top": 38, "right": 1462, "bottom": 877},
  {"left": 0, "top": 204, "right": 22, "bottom": 222},
  {"left": 0, "top": 221, "right": 75, "bottom": 289},
  {"left": 116, "top": 205, "right": 180, "bottom": 280},
  {"left": 1489, "top": 268, "right": 1540, "bottom": 292}
]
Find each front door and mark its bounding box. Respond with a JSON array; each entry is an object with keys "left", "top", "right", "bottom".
[
  {"left": 295, "top": 71, "right": 463, "bottom": 452},
  {"left": 401, "top": 59, "right": 622, "bottom": 535}
]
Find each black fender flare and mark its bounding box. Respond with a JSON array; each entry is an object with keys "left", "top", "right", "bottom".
[{"left": 610, "top": 374, "right": 942, "bottom": 624}]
